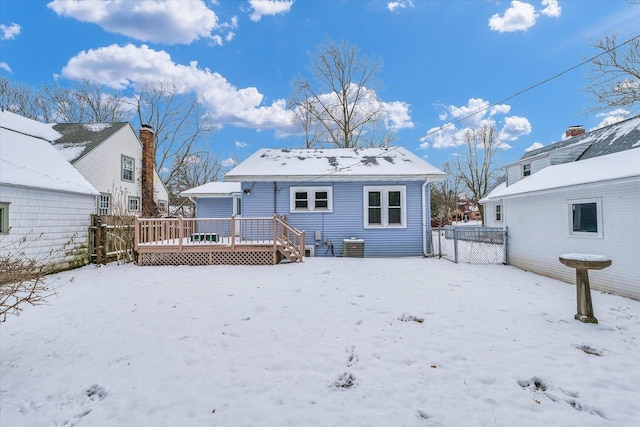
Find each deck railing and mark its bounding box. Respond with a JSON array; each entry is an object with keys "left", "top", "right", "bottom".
[{"left": 134, "top": 215, "right": 304, "bottom": 261}]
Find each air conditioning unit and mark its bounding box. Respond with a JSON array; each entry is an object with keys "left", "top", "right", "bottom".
[{"left": 343, "top": 238, "right": 364, "bottom": 258}]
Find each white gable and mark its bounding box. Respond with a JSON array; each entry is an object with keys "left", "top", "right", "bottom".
[
  {"left": 225, "top": 147, "right": 445, "bottom": 182},
  {"left": 0, "top": 111, "right": 99, "bottom": 195},
  {"left": 487, "top": 148, "right": 639, "bottom": 199}
]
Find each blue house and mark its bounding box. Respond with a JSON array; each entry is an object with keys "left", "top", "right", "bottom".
[{"left": 183, "top": 147, "right": 445, "bottom": 258}]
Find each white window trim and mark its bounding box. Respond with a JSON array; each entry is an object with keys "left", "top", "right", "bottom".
[
  {"left": 98, "top": 193, "right": 111, "bottom": 216},
  {"left": 568, "top": 197, "right": 603, "bottom": 239},
  {"left": 289, "top": 186, "right": 333, "bottom": 213},
  {"left": 522, "top": 163, "right": 531, "bottom": 177},
  {"left": 363, "top": 185, "right": 407, "bottom": 229},
  {"left": 495, "top": 204, "right": 503, "bottom": 222}
]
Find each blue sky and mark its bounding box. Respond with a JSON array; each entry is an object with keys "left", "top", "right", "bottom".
[{"left": 1, "top": 0, "right": 639, "bottom": 173}]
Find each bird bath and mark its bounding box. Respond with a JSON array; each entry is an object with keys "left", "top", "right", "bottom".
[{"left": 559, "top": 253, "right": 612, "bottom": 324}]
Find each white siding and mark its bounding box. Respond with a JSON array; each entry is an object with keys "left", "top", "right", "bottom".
[
  {"left": 0, "top": 184, "right": 95, "bottom": 271},
  {"left": 482, "top": 199, "right": 504, "bottom": 228},
  {"left": 73, "top": 126, "right": 141, "bottom": 213},
  {"left": 504, "top": 178, "right": 639, "bottom": 300},
  {"left": 507, "top": 155, "right": 550, "bottom": 187}
]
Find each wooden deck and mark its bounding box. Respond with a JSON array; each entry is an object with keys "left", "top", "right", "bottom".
[{"left": 134, "top": 215, "right": 305, "bottom": 266}]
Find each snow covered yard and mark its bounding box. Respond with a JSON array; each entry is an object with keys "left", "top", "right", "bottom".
[{"left": 1, "top": 258, "right": 638, "bottom": 426}]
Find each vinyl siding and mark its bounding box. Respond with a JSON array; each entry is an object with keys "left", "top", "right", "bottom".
[
  {"left": 0, "top": 184, "right": 95, "bottom": 271},
  {"left": 238, "top": 180, "right": 429, "bottom": 257},
  {"left": 504, "top": 177, "right": 639, "bottom": 300}
]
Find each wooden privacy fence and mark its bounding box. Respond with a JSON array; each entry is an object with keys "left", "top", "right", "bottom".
[
  {"left": 89, "top": 215, "right": 135, "bottom": 264},
  {"left": 134, "top": 215, "right": 305, "bottom": 265}
]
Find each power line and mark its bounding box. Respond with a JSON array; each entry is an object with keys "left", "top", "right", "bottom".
[
  {"left": 421, "top": 33, "right": 640, "bottom": 139},
  {"left": 266, "top": 33, "right": 640, "bottom": 190}
]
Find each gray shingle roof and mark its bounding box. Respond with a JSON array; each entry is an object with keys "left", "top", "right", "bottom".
[
  {"left": 51, "top": 122, "right": 129, "bottom": 163},
  {"left": 519, "top": 114, "right": 640, "bottom": 162}
]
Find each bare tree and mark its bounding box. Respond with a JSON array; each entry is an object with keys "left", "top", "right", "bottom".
[
  {"left": 0, "top": 77, "right": 41, "bottom": 119},
  {"left": 455, "top": 125, "right": 500, "bottom": 223},
  {"left": 128, "top": 82, "right": 212, "bottom": 182},
  {"left": 430, "top": 161, "right": 461, "bottom": 226},
  {"left": 0, "top": 78, "right": 128, "bottom": 122},
  {"left": 40, "top": 79, "right": 129, "bottom": 123},
  {"left": 585, "top": 34, "right": 640, "bottom": 113},
  {"left": 290, "top": 39, "right": 389, "bottom": 148},
  {"left": 165, "top": 150, "right": 222, "bottom": 216}
]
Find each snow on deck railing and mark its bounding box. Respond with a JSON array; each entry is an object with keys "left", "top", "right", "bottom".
[{"left": 134, "top": 215, "right": 304, "bottom": 257}]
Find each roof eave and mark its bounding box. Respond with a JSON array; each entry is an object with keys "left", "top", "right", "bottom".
[{"left": 225, "top": 173, "right": 447, "bottom": 182}]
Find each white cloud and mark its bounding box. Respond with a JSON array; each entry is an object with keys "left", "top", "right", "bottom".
[
  {"left": 47, "top": 0, "right": 233, "bottom": 45},
  {"left": 382, "top": 101, "right": 413, "bottom": 131},
  {"left": 488, "top": 0, "right": 561, "bottom": 33},
  {"left": 525, "top": 142, "right": 544, "bottom": 152},
  {"left": 0, "top": 62, "right": 12, "bottom": 73},
  {"left": 489, "top": 1, "right": 537, "bottom": 33},
  {"left": 592, "top": 109, "right": 630, "bottom": 130},
  {"left": 387, "top": 0, "right": 414, "bottom": 13},
  {"left": 248, "top": 0, "right": 294, "bottom": 22},
  {"left": 60, "top": 44, "right": 294, "bottom": 131},
  {"left": 420, "top": 98, "right": 531, "bottom": 149},
  {"left": 499, "top": 116, "right": 532, "bottom": 141},
  {"left": 541, "top": 0, "right": 561, "bottom": 18},
  {"left": 234, "top": 141, "right": 248, "bottom": 148},
  {"left": 0, "top": 23, "right": 21, "bottom": 40},
  {"left": 221, "top": 157, "right": 237, "bottom": 167}
]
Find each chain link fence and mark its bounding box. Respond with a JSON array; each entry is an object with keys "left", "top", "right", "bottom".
[{"left": 432, "top": 226, "right": 507, "bottom": 264}]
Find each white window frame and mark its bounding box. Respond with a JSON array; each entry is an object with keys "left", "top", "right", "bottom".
[
  {"left": 363, "top": 185, "right": 406, "bottom": 228},
  {"left": 128, "top": 196, "right": 140, "bottom": 213},
  {"left": 289, "top": 186, "right": 333, "bottom": 213},
  {"left": 121, "top": 155, "right": 135, "bottom": 183},
  {"left": 157, "top": 200, "right": 168, "bottom": 215},
  {"left": 568, "top": 198, "right": 603, "bottom": 239},
  {"left": 98, "top": 193, "right": 111, "bottom": 215},
  {"left": 0, "top": 202, "right": 10, "bottom": 234},
  {"left": 495, "top": 204, "right": 502, "bottom": 222},
  {"left": 522, "top": 163, "right": 531, "bottom": 177}
]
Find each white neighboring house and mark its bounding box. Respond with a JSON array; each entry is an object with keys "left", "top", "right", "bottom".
[
  {"left": 51, "top": 122, "right": 169, "bottom": 216},
  {"left": 481, "top": 116, "right": 640, "bottom": 300},
  {"left": 0, "top": 111, "right": 99, "bottom": 271}
]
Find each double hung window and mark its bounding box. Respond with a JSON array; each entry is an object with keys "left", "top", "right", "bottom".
[
  {"left": 364, "top": 186, "right": 406, "bottom": 228},
  {"left": 122, "top": 155, "right": 135, "bottom": 182}
]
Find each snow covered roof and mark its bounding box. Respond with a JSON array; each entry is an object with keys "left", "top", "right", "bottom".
[
  {"left": 52, "top": 122, "right": 129, "bottom": 163},
  {"left": 519, "top": 114, "right": 640, "bottom": 162},
  {"left": 180, "top": 182, "right": 242, "bottom": 198},
  {"left": 225, "top": 147, "right": 446, "bottom": 182},
  {"left": 0, "top": 111, "right": 99, "bottom": 195},
  {"left": 485, "top": 148, "right": 639, "bottom": 199},
  {"left": 479, "top": 182, "right": 506, "bottom": 203}
]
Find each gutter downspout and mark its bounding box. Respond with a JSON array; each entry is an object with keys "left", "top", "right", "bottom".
[{"left": 422, "top": 179, "right": 431, "bottom": 257}]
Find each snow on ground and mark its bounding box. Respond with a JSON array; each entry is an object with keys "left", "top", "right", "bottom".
[{"left": 1, "top": 258, "right": 638, "bottom": 426}]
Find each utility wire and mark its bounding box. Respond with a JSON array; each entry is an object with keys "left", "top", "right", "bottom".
[
  {"left": 270, "top": 33, "right": 640, "bottom": 190},
  {"left": 420, "top": 33, "right": 640, "bottom": 139}
]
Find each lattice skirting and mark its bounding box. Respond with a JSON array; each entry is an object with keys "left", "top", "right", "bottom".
[{"left": 139, "top": 251, "right": 274, "bottom": 266}]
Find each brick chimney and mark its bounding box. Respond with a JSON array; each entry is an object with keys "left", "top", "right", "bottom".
[
  {"left": 565, "top": 125, "right": 585, "bottom": 139},
  {"left": 139, "top": 124, "right": 159, "bottom": 217}
]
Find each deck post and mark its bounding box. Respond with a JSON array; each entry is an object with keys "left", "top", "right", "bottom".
[
  {"left": 179, "top": 216, "right": 183, "bottom": 250},
  {"left": 231, "top": 215, "right": 235, "bottom": 250},
  {"left": 300, "top": 231, "right": 305, "bottom": 261},
  {"left": 134, "top": 217, "right": 139, "bottom": 264}
]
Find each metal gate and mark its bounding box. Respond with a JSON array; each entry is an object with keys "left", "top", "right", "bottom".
[{"left": 433, "top": 226, "right": 507, "bottom": 264}]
